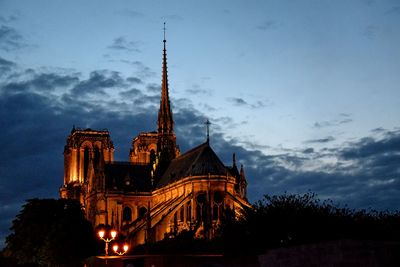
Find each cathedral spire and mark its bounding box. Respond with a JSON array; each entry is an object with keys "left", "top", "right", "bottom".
[{"left": 158, "top": 22, "right": 174, "bottom": 134}]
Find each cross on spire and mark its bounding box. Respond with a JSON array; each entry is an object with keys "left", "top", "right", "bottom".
[
  {"left": 163, "top": 22, "right": 166, "bottom": 41},
  {"left": 205, "top": 119, "right": 211, "bottom": 144}
]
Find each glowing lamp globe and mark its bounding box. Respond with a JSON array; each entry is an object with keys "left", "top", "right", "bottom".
[
  {"left": 98, "top": 230, "right": 105, "bottom": 238},
  {"left": 111, "top": 230, "right": 117, "bottom": 238}
]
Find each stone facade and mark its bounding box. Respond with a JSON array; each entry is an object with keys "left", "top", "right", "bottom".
[{"left": 60, "top": 36, "right": 250, "bottom": 247}]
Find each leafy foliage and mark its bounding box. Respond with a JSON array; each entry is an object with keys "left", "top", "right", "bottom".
[
  {"left": 4, "top": 198, "right": 97, "bottom": 266},
  {"left": 220, "top": 193, "right": 400, "bottom": 255}
]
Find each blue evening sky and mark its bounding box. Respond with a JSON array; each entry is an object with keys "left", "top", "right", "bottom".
[{"left": 0, "top": 0, "right": 399, "bottom": 247}]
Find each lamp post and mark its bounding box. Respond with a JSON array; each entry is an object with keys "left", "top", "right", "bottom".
[
  {"left": 98, "top": 229, "right": 117, "bottom": 256},
  {"left": 112, "top": 244, "right": 129, "bottom": 256}
]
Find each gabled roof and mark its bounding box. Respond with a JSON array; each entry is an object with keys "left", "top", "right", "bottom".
[
  {"left": 104, "top": 162, "right": 152, "bottom": 192},
  {"left": 156, "top": 142, "right": 230, "bottom": 188}
]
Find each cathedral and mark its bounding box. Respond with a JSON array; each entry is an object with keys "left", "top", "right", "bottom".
[{"left": 59, "top": 33, "right": 250, "bottom": 246}]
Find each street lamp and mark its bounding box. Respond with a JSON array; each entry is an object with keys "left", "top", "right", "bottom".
[
  {"left": 98, "top": 229, "right": 117, "bottom": 256},
  {"left": 112, "top": 244, "right": 129, "bottom": 256}
]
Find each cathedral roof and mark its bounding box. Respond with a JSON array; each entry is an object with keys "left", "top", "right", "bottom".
[
  {"left": 104, "top": 162, "right": 152, "bottom": 192},
  {"left": 157, "top": 142, "right": 230, "bottom": 188}
]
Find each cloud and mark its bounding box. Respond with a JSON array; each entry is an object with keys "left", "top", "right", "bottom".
[
  {"left": 385, "top": 6, "right": 400, "bottom": 15},
  {"left": 127, "top": 77, "right": 142, "bottom": 84},
  {"left": 227, "top": 97, "right": 268, "bottom": 109},
  {"left": 116, "top": 9, "right": 144, "bottom": 18},
  {"left": 120, "top": 60, "right": 156, "bottom": 78},
  {"left": 0, "top": 15, "right": 18, "bottom": 23},
  {"left": 0, "top": 60, "right": 399, "bottom": 249},
  {"left": 70, "top": 70, "right": 125, "bottom": 97},
  {"left": 0, "top": 56, "right": 16, "bottom": 75},
  {"left": 363, "top": 25, "right": 376, "bottom": 39},
  {"left": 305, "top": 136, "right": 335, "bottom": 144},
  {"left": 185, "top": 84, "right": 211, "bottom": 95},
  {"left": 107, "top": 36, "right": 141, "bottom": 52},
  {"left": 228, "top": 97, "right": 247, "bottom": 106},
  {"left": 161, "top": 14, "right": 183, "bottom": 21},
  {"left": 256, "top": 20, "right": 278, "bottom": 31},
  {"left": 146, "top": 83, "right": 161, "bottom": 93},
  {"left": 0, "top": 25, "right": 27, "bottom": 51},
  {"left": 313, "top": 114, "right": 353, "bottom": 128}
]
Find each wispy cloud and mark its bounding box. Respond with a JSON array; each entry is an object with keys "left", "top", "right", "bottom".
[
  {"left": 313, "top": 114, "right": 353, "bottom": 129},
  {"left": 0, "top": 15, "right": 18, "bottom": 23},
  {"left": 227, "top": 97, "right": 269, "bottom": 109},
  {"left": 161, "top": 14, "right": 184, "bottom": 21},
  {"left": 256, "top": 20, "right": 278, "bottom": 31},
  {"left": 116, "top": 9, "right": 144, "bottom": 18},
  {"left": 385, "top": 6, "right": 400, "bottom": 15},
  {"left": 305, "top": 136, "right": 335, "bottom": 144},
  {"left": 363, "top": 25, "right": 376, "bottom": 39},
  {"left": 0, "top": 25, "right": 28, "bottom": 51},
  {"left": 107, "top": 37, "right": 141, "bottom": 52}
]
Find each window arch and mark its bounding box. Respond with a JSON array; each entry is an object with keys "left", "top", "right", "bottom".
[
  {"left": 123, "top": 207, "right": 132, "bottom": 222},
  {"left": 83, "top": 147, "right": 89, "bottom": 182},
  {"left": 138, "top": 206, "right": 147, "bottom": 219}
]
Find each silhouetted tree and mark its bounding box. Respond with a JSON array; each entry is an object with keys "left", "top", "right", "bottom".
[
  {"left": 220, "top": 192, "right": 400, "bottom": 255},
  {"left": 4, "top": 198, "right": 97, "bottom": 266}
]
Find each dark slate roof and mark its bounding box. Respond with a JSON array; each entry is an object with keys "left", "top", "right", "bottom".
[
  {"left": 157, "top": 142, "right": 230, "bottom": 188},
  {"left": 104, "top": 162, "right": 152, "bottom": 192}
]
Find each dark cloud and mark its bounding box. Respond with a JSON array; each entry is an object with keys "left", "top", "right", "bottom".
[
  {"left": 305, "top": 136, "right": 335, "bottom": 144},
  {"left": 0, "top": 15, "right": 18, "bottom": 23},
  {"left": 108, "top": 37, "right": 141, "bottom": 52},
  {"left": 228, "top": 97, "right": 248, "bottom": 106},
  {"left": 303, "top": 148, "right": 314, "bottom": 154},
  {"left": 340, "top": 130, "right": 400, "bottom": 160},
  {"left": 146, "top": 83, "right": 161, "bottom": 93},
  {"left": 227, "top": 97, "right": 268, "bottom": 109},
  {"left": 127, "top": 76, "right": 142, "bottom": 84},
  {"left": 0, "top": 25, "right": 27, "bottom": 51},
  {"left": 120, "top": 88, "right": 143, "bottom": 98},
  {"left": 0, "top": 60, "right": 399, "bottom": 249},
  {"left": 70, "top": 70, "right": 125, "bottom": 97},
  {"left": 0, "top": 56, "right": 16, "bottom": 75}
]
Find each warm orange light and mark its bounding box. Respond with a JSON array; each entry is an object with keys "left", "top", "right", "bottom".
[
  {"left": 113, "top": 244, "right": 118, "bottom": 252},
  {"left": 111, "top": 230, "right": 117, "bottom": 239},
  {"left": 98, "top": 230, "right": 105, "bottom": 238},
  {"left": 123, "top": 244, "right": 129, "bottom": 252}
]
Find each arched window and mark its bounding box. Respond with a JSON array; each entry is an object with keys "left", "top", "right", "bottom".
[
  {"left": 150, "top": 149, "right": 156, "bottom": 164},
  {"left": 138, "top": 207, "right": 147, "bottom": 219},
  {"left": 213, "top": 204, "right": 219, "bottom": 221},
  {"left": 196, "top": 193, "right": 206, "bottom": 222},
  {"left": 214, "top": 191, "right": 224, "bottom": 204},
  {"left": 180, "top": 206, "right": 184, "bottom": 221},
  {"left": 83, "top": 147, "right": 89, "bottom": 182},
  {"left": 187, "top": 204, "right": 191, "bottom": 221},
  {"left": 93, "top": 146, "right": 101, "bottom": 168},
  {"left": 123, "top": 207, "right": 132, "bottom": 222}
]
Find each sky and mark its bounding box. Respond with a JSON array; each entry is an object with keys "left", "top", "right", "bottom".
[{"left": 1, "top": 0, "right": 400, "bottom": 247}]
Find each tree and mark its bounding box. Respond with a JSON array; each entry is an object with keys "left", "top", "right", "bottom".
[
  {"left": 4, "top": 198, "right": 97, "bottom": 266},
  {"left": 220, "top": 193, "right": 400, "bottom": 255}
]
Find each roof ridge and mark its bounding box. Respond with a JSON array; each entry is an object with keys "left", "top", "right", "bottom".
[{"left": 174, "top": 141, "right": 208, "bottom": 160}]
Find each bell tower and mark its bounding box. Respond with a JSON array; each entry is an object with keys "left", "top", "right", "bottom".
[{"left": 60, "top": 127, "right": 114, "bottom": 205}]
